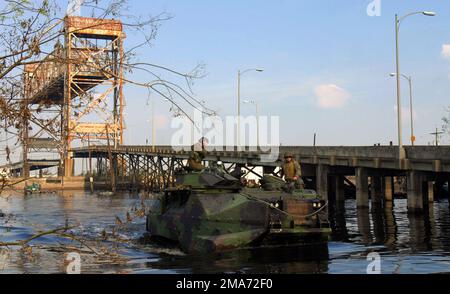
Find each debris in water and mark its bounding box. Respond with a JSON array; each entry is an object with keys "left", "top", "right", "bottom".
[
  {"left": 115, "top": 216, "right": 123, "bottom": 226},
  {"left": 101, "top": 229, "right": 107, "bottom": 240}
]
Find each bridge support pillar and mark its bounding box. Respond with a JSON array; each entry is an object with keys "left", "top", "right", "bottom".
[
  {"left": 447, "top": 176, "right": 450, "bottom": 199},
  {"left": 371, "top": 176, "right": 383, "bottom": 205},
  {"left": 445, "top": 178, "right": 450, "bottom": 199},
  {"left": 356, "top": 167, "right": 369, "bottom": 208},
  {"left": 22, "top": 162, "right": 30, "bottom": 179},
  {"left": 407, "top": 171, "right": 427, "bottom": 213},
  {"left": 428, "top": 181, "right": 435, "bottom": 203},
  {"left": 383, "top": 177, "right": 394, "bottom": 202},
  {"left": 435, "top": 178, "right": 449, "bottom": 198},
  {"left": 333, "top": 175, "right": 346, "bottom": 203},
  {"left": 64, "top": 157, "right": 74, "bottom": 177},
  {"left": 316, "top": 165, "right": 329, "bottom": 201}
]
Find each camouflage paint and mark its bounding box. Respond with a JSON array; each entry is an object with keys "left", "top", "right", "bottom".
[{"left": 147, "top": 170, "right": 331, "bottom": 253}]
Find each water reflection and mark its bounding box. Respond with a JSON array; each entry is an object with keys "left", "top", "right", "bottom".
[
  {"left": 436, "top": 200, "right": 450, "bottom": 251},
  {"left": 329, "top": 202, "right": 348, "bottom": 242},
  {"left": 357, "top": 208, "right": 373, "bottom": 244},
  {"left": 329, "top": 199, "right": 450, "bottom": 255},
  {"left": 383, "top": 202, "right": 397, "bottom": 250},
  {"left": 147, "top": 246, "right": 330, "bottom": 274},
  {"left": 371, "top": 204, "right": 386, "bottom": 245},
  {"left": 1, "top": 192, "right": 450, "bottom": 273},
  {"left": 408, "top": 213, "right": 429, "bottom": 251}
]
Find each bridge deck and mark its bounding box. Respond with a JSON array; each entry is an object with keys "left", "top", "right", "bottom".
[
  {"left": 71, "top": 145, "right": 450, "bottom": 173},
  {"left": 1, "top": 160, "right": 60, "bottom": 173}
]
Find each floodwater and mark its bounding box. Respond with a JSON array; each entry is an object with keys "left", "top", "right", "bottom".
[{"left": 1, "top": 191, "right": 450, "bottom": 274}]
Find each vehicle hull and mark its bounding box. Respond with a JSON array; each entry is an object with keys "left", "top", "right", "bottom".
[{"left": 146, "top": 191, "right": 331, "bottom": 253}]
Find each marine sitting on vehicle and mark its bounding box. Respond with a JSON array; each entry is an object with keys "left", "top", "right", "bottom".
[
  {"left": 281, "top": 152, "right": 304, "bottom": 191},
  {"left": 187, "top": 137, "right": 208, "bottom": 171}
]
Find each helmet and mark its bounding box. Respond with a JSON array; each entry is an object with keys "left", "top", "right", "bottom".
[
  {"left": 199, "top": 137, "right": 209, "bottom": 145},
  {"left": 284, "top": 152, "right": 294, "bottom": 159}
]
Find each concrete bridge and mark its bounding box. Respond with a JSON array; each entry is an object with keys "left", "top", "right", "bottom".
[
  {"left": 1, "top": 159, "right": 60, "bottom": 176},
  {"left": 70, "top": 145, "right": 450, "bottom": 213}
]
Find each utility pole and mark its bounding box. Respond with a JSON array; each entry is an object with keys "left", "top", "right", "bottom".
[
  {"left": 430, "top": 128, "right": 444, "bottom": 146},
  {"left": 408, "top": 76, "right": 415, "bottom": 146},
  {"left": 151, "top": 99, "right": 155, "bottom": 152},
  {"left": 237, "top": 68, "right": 263, "bottom": 149},
  {"left": 147, "top": 99, "right": 156, "bottom": 152},
  {"left": 106, "top": 125, "right": 116, "bottom": 192},
  {"left": 242, "top": 100, "right": 260, "bottom": 147},
  {"left": 393, "top": 11, "right": 435, "bottom": 165},
  {"left": 395, "top": 13, "right": 404, "bottom": 162},
  {"left": 21, "top": 94, "right": 30, "bottom": 179},
  {"left": 88, "top": 135, "right": 93, "bottom": 193},
  {"left": 237, "top": 70, "right": 241, "bottom": 149},
  {"left": 390, "top": 73, "right": 415, "bottom": 145}
]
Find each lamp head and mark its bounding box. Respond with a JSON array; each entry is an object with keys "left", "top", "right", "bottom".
[{"left": 422, "top": 11, "right": 436, "bottom": 16}]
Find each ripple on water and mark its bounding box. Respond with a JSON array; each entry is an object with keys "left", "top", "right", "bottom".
[{"left": 1, "top": 192, "right": 450, "bottom": 273}]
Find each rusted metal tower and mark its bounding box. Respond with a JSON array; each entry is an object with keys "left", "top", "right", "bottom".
[{"left": 23, "top": 16, "right": 125, "bottom": 177}]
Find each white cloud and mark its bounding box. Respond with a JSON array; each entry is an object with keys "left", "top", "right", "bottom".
[
  {"left": 441, "top": 44, "right": 450, "bottom": 60},
  {"left": 314, "top": 84, "right": 350, "bottom": 108}
]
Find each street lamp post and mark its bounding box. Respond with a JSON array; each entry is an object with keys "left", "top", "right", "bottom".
[
  {"left": 146, "top": 99, "right": 155, "bottom": 152},
  {"left": 237, "top": 68, "right": 263, "bottom": 149},
  {"left": 152, "top": 101, "right": 155, "bottom": 151},
  {"left": 394, "top": 11, "right": 435, "bottom": 164},
  {"left": 200, "top": 100, "right": 206, "bottom": 144},
  {"left": 243, "top": 100, "right": 260, "bottom": 147},
  {"left": 390, "top": 73, "right": 415, "bottom": 145}
]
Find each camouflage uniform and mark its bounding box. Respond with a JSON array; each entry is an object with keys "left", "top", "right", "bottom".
[
  {"left": 188, "top": 146, "right": 206, "bottom": 172},
  {"left": 281, "top": 153, "right": 304, "bottom": 190}
]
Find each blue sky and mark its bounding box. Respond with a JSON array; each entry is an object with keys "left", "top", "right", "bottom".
[{"left": 90, "top": 0, "right": 450, "bottom": 146}]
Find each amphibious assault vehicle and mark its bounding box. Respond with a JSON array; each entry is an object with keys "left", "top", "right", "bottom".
[{"left": 146, "top": 165, "right": 331, "bottom": 253}]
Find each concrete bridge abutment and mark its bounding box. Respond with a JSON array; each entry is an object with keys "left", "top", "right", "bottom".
[
  {"left": 428, "top": 181, "right": 435, "bottom": 203},
  {"left": 356, "top": 167, "right": 369, "bottom": 208},
  {"left": 383, "top": 176, "right": 394, "bottom": 202},
  {"left": 316, "top": 164, "right": 330, "bottom": 201},
  {"left": 407, "top": 171, "right": 432, "bottom": 214},
  {"left": 370, "top": 176, "right": 383, "bottom": 205},
  {"left": 333, "top": 175, "right": 346, "bottom": 203}
]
